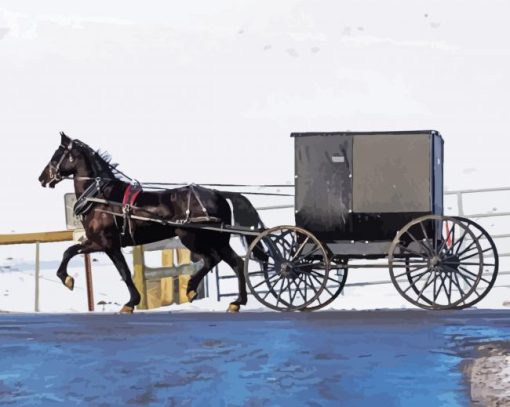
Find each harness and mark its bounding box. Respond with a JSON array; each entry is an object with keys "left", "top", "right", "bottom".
[
  {"left": 73, "top": 177, "right": 108, "bottom": 217},
  {"left": 48, "top": 137, "right": 221, "bottom": 239},
  {"left": 185, "top": 185, "right": 211, "bottom": 223},
  {"left": 121, "top": 182, "right": 143, "bottom": 242}
]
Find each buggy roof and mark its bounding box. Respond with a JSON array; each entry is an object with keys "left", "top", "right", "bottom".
[{"left": 291, "top": 130, "right": 440, "bottom": 137}]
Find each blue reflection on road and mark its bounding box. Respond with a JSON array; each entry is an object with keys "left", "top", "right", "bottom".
[{"left": 0, "top": 310, "right": 508, "bottom": 406}]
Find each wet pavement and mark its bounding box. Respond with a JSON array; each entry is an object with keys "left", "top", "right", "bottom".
[{"left": 0, "top": 310, "right": 509, "bottom": 406}]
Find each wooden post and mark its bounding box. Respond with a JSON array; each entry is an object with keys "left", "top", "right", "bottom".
[
  {"left": 177, "top": 248, "right": 193, "bottom": 304},
  {"left": 132, "top": 246, "right": 148, "bottom": 310},
  {"left": 160, "top": 249, "right": 175, "bottom": 306},
  {"left": 34, "top": 242, "right": 40, "bottom": 312},
  {"left": 84, "top": 254, "right": 94, "bottom": 312}
]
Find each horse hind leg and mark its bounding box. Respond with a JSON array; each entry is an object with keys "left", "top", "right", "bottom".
[
  {"left": 218, "top": 245, "right": 247, "bottom": 313},
  {"left": 186, "top": 252, "right": 220, "bottom": 303}
]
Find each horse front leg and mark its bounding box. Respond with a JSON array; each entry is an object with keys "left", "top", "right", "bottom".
[
  {"left": 57, "top": 240, "right": 100, "bottom": 291},
  {"left": 105, "top": 248, "right": 141, "bottom": 314}
]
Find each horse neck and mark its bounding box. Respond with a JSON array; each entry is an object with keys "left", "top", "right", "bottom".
[{"left": 73, "top": 154, "right": 116, "bottom": 196}]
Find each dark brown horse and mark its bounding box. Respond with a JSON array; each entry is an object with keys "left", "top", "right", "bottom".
[{"left": 39, "top": 132, "right": 262, "bottom": 313}]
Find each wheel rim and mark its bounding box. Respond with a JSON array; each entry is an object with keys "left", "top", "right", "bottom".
[
  {"left": 452, "top": 217, "right": 499, "bottom": 308},
  {"left": 300, "top": 261, "right": 348, "bottom": 312},
  {"left": 244, "top": 225, "right": 330, "bottom": 311},
  {"left": 389, "top": 215, "right": 484, "bottom": 310}
]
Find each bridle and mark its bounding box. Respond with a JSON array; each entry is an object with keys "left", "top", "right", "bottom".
[
  {"left": 46, "top": 137, "right": 134, "bottom": 185},
  {"left": 48, "top": 140, "right": 74, "bottom": 183}
]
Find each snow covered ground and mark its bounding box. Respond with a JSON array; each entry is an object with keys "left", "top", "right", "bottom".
[{"left": 1, "top": 226, "right": 509, "bottom": 314}]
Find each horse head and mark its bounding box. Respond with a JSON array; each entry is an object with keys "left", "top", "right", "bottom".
[{"left": 39, "top": 132, "right": 81, "bottom": 188}]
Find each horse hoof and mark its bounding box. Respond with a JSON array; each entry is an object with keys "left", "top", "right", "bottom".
[
  {"left": 120, "top": 305, "right": 134, "bottom": 314},
  {"left": 187, "top": 290, "right": 197, "bottom": 303},
  {"left": 64, "top": 276, "right": 74, "bottom": 291},
  {"left": 227, "top": 304, "right": 240, "bottom": 313}
]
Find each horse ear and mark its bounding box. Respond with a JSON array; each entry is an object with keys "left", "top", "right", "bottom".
[{"left": 60, "top": 131, "right": 71, "bottom": 145}]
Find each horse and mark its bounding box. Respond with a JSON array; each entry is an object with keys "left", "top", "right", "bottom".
[{"left": 38, "top": 132, "right": 263, "bottom": 313}]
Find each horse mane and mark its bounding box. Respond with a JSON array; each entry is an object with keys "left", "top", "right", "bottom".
[
  {"left": 94, "top": 148, "right": 130, "bottom": 181},
  {"left": 72, "top": 137, "right": 130, "bottom": 181},
  {"left": 96, "top": 149, "right": 118, "bottom": 169}
]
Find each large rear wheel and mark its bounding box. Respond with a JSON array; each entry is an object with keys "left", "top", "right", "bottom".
[
  {"left": 389, "top": 215, "right": 484, "bottom": 310},
  {"left": 452, "top": 216, "right": 499, "bottom": 308}
]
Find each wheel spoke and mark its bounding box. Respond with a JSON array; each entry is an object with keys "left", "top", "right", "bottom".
[
  {"left": 402, "top": 270, "right": 430, "bottom": 294},
  {"left": 455, "top": 269, "right": 480, "bottom": 296},
  {"left": 450, "top": 269, "right": 467, "bottom": 304},
  {"left": 291, "top": 237, "right": 310, "bottom": 261},
  {"left": 252, "top": 273, "right": 279, "bottom": 290},
  {"left": 262, "top": 276, "right": 283, "bottom": 301},
  {"left": 435, "top": 270, "right": 448, "bottom": 303},
  {"left": 393, "top": 264, "right": 429, "bottom": 279},
  {"left": 292, "top": 275, "right": 308, "bottom": 303},
  {"left": 275, "top": 278, "right": 289, "bottom": 307},
  {"left": 293, "top": 262, "right": 322, "bottom": 269},
  {"left": 299, "top": 245, "right": 322, "bottom": 261},
  {"left": 458, "top": 266, "right": 490, "bottom": 285},
  {"left": 458, "top": 247, "right": 493, "bottom": 262},
  {"left": 432, "top": 269, "right": 437, "bottom": 301},
  {"left": 442, "top": 270, "right": 452, "bottom": 305},
  {"left": 444, "top": 261, "right": 490, "bottom": 267},
  {"left": 285, "top": 276, "right": 294, "bottom": 303},
  {"left": 455, "top": 232, "right": 484, "bottom": 258},
  {"left": 405, "top": 230, "right": 432, "bottom": 256},
  {"left": 305, "top": 273, "right": 320, "bottom": 296},
  {"left": 309, "top": 272, "right": 331, "bottom": 297},
  {"left": 419, "top": 221, "right": 435, "bottom": 254},
  {"left": 416, "top": 271, "right": 436, "bottom": 302},
  {"left": 449, "top": 228, "right": 470, "bottom": 255}
]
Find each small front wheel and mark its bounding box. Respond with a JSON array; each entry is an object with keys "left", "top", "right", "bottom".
[{"left": 244, "top": 225, "right": 330, "bottom": 312}]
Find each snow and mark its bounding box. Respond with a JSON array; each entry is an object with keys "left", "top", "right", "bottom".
[
  {"left": 1, "top": 230, "right": 509, "bottom": 313},
  {"left": 1, "top": 1, "right": 510, "bottom": 313}
]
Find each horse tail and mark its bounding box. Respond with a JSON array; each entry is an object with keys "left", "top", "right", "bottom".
[{"left": 217, "top": 191, "right": 268, "bottom": 262}]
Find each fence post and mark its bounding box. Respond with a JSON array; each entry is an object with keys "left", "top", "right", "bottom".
[
  {"left": 161, "top": 249, "right": 175, "bottom": 306},
  {"left": 133, "top": 246, "right": 148, "bottom": 310},
  {"left": 34, "top": 242, "right": 40, "bottom": 312},
  {"left": 84, "top": 254, "right": 94, "bottom": 312},
  {"left": 456, "top": 192, "right": 464, "bottom": 216}
]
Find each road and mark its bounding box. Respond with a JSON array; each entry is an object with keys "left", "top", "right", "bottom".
[{"left": 0, "top": 310, "right": 509, "bottom": 406}]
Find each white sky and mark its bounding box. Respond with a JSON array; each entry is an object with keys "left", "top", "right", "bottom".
[{"left": 1, "top": 0, "right": 510, "bottom": 233}]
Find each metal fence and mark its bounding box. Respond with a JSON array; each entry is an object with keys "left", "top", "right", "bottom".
[{"left": 214, "top": 186, "right": 510, "bottom": 300}]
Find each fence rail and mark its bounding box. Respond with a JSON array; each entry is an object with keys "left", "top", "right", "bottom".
[
  {"left": 0, "top": 230, "right": 94, "bottom": 312},
  {"left": 215, "top": 185, "right": 510, "bottom": 301}
]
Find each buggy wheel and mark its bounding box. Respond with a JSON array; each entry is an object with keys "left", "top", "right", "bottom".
[
  {"left": 300, "top": 261, "right": 348, "bottom": 312},
  {"left": 389, "top": 215, "right": 484, "bottom": 310},
  {"left": 452, "top": 217, "right": 499, "bottom": 308},
  {"left": 244, "top": 225, "right": 330, "bottom": 312}
]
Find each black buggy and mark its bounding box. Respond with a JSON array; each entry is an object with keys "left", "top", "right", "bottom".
[{"left": 243, "top": 131, "right": 499, "bottom": 311}]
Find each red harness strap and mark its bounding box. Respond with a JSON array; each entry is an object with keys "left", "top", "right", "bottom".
[{"left": 122, "top": 184, "right": 142, "bottom": 207}]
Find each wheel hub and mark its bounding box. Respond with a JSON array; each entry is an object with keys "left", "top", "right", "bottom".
[
  {"left": 430, "top": 256, "right": 440, "bottom": 267},
  {"left": 279, "top": 261, "right": 297, "bottom": 278},
  {"left": 444, "top": 254, "right": 460, "bottom": 270}
]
